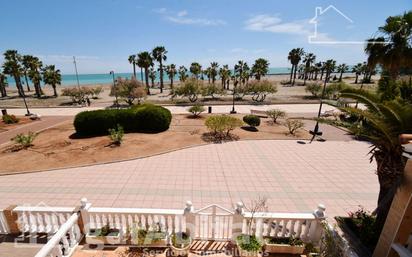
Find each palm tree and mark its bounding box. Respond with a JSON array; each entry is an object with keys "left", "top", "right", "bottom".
[
  {"left": 303, "top": 53, "right": 316, "bottom": 85},
  {"left": 190, "top": 62, "right": 202, "bottom": 79},
  {"left": 205, "top": 67, "right": 212, "bottom": 83},
  {"left": 137, "top": 51, "right": 153, "bottom": 94},
  {"left": 21, "top": 55, "right": 34, "bottom": 92},
  {"left": 219, "top": 65, "right": 231, "bottom": 89},
  {"left": 326, "top": 88, "right": 412, "bottom": 235},
  {"left": 152, "top": 46, "right": 167, "bottom": 93},
  {"left": 165, "top": 64, "right": 177, "bottom": 89},
  {"left": 2, "top": 50, "right": 25, "bottom": 97},
  {"left": 128, "top": 55, "right": 137, "bottom": 78},
  {"left": 234, "top": 60, "right": 250, "bottom": 86},
  {"left": 323, "top": 59, "right": 336, "bottom": 82},
  {"left": 251, "top": 58, "right": 269, "bottom": 80},
  {"left": 148, "top": 66, "right": 156, "bottom": 88},
  {"left": 352, "top": 63, "right": 363, "bottom": 84},
  {"left": 210, "top": 62, "right": 219, "bottom": 84},
  {"left": 0, "top": 71, "right": 8, "bottom": 97},
  {"left": 337, "top": 63, "right": 349, "bottom": 82},
  {"left": 178, "top": 66, "right": 188, "bottom": 82},
  {"left": 42, "top": 65, "right": 61, "bottom": 97},
  {"left": 27, "top": 56, "right": 43, "bottom": 97},
  {"left": 313, "top": 62, "right": 322, "bottom": 80},
  {"left": 287, "top": 48, "right": 304, "bottom": 86},
  {"left": 365, "top": 11, "right": 412, "bottom": 79}
]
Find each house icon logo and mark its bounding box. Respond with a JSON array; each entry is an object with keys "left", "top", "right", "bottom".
[{"left": 308, "top": 5, "right": 364, "bottom": 44}]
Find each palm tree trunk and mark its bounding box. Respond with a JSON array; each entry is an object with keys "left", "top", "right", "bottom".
[
  {"left": 133, "top": 64, "right": 136, "bottom": 78},
  {"left": 159, "top": 62, "right": 164, "bottom": 93},
  {"left": 222, "top": 78, "right": 225, "bottom": 89},
  {"left": 14, "top": 76, "right": 25, "bottom": 97},
  {"left": 144, "top": 68, "right": 150, "bottom": 95},
  {"left": 339, "top": 72, "right": 343, "bottom": 82},
  {"left": 24, "top": 74, "right": 31, "bottom": 91},
  {"left": 355, "top": 74, "right": 358, "bottom": 84},
  {"left": 52, "top": 84, "right": 58, "bottom": 97},
  {"left": 170, "top": 77, "right": 174, "bottom": 90},
  {"left": 140, "top": 68, "right": 144, "bottom": 82},
  {"left": 34, "top": 82, "right": 41, "bottom": 98},
  {"left": 293, "top": 65, "right": 298, "bottom": 86},
  {"left": 289, "top": 65, "right": 294, "bottom": 84},
  {"left": 0, "top": 82, "right": 6, "bottom": 97}
]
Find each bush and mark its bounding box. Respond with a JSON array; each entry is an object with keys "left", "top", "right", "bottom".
[
  {"left": 74, "top": 104, "right": 172, "bottom": 136},
  {"left": 2, "top": 114, "right": 19, "bottom": 124},
  {"left": 243, "top": 115, "right": 260, "bottom": 127},
  {"left": 285, "top": 119, "right": 304, "bottom": 135},
  {"left": 344, "top": 207, "right": 378, "bottom": 248},
  {"left": 325, "top": 82, "right": 348, "bottom": 99},
  {"left": 266, "top": 109, "right": 286, "bottom": 123},
  {"left": 12, "top": 132, "right": 37, "bottom": 149},
  {"left": 236, "top": 234, "right": 262, "bottom": 252},
  {"left": 172, "top": 78, "right": 202, "bottom": 102},
  {"left": 201, "top": 83, "right": 225, "bottom": 99},
  {"left": 248, "top": 79, "right": 277, "bottom": 102},
  {"left": 205, "top": 115, "right": 243, "bottom": 136},
  {"left": 305, "top": 83, "right": 322, "bottom": 97},
  {"left": 188, "top": 104, "right": 205, "bottom": 118},
  {"left": 111, "top": 77, "right": 146, "bottom": 105},
  {"left": 91, "top": 86, "right": 104, "bottom": 99},
  {"left": 108, "top": 124, "right": 124, "bottom": 146}
]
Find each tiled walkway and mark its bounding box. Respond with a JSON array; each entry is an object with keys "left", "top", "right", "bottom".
[{"left": 0, "top": 140, "right": 378, "bottom": 219}]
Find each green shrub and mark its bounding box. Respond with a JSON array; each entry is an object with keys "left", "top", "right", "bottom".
[
  {"left": 345, "top": 207, "right": 378, "bottom": 247},
  {"left": 266, "top": 109, "right": 286, "bottom": 123},
  {"left": 108, "top": 124, "right": 124, "bottom": 145},
  {"left": 2, "top": 114, "right": 19, "bottom": 124},
  {"left": 74, "top": 104, "right": 172, "bottom": 136},
  {"left": 201, "top": 83, "right": 225, "bottom": 99},
  {"left": 172, "top": 78, "right": 201, "bottom": 102},
  {"left": 325, "top": 82, "right": 348, "bottom": 99},
  {"left": 12, "top": 132, "right": 37, "bottom": 148},
  {"left": 188, "top": 104, "right": 205, "bottom": 117},
  {"left": 205, "top": 115, "right": 243, "bottom": 136},
  {"left": 248, "top": 79, "right": 277, "bottom": 102},
  {"left": 285, "top": 119, "right": 304, "bottom": 135},
  {"left": 305, "top": 83, "right": 322, "bottom": 97},
  {"left": 243, "top": 115, "right": 260, "bottom": 127},
  {"left": 236, "top": 234, "right": 262, "bottom": 252}
]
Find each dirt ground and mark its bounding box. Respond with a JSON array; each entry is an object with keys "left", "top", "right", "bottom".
[
  {"left": 0, "top": 114, "right": 310, "bottom": 174},
  {"left": 0, "top": 116, "right": 33, "bottom": 132}
]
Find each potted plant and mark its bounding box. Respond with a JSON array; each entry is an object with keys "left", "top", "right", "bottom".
[
  {"left": 86, "top": 223, "right": 121, "bottom": 245},
  {"left": 170, "top": 232, "right": 192, "bottom": 256},
  {"left": 264, "top": 236, "right": 304, "bottom": 254},
  {"left": 132, "top": 223, "right": 167, "bottom": 247},
  {"left": 236, "top": 234, "right": 263, "bottom": 257}
]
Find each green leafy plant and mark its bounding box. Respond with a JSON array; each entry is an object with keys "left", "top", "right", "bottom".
[
  {"left": 12, "top": 132, "right": 37, "bottom": 149},
  {"left": 342, "top": 206, "right": 378, "bottom": 248},
  {"left": 305, "top": 83, "right": 322, "bottom": 97},
  {"left": 205, "top": 115, "right": 243, "bottom": 137},
  {"left": 171, "top": 232, "right": 191, "bottom": 248},
  {"left": 135, "top": 224, "right": 166, "bottom": 245},
  {"left": 74, "top": 104, "right": 172, "bottom": 136},
  {"left": 108, "top": 124, "right": 124, "bottom": 146},
  {"left": 325, "top": 82, "right": 348, "bottom": 100},
  {"left": 248, "top": 79, "right": 277, "bottom": 102},
  {"left": 266, "top": 109, "right": 286, "bottom": 124},
  {"left": 243, "top": 115, "right": 260, "bottom": 127},
  {"left": 237, "top": 234, "right": 262, "bottom": 252},
  {"left": 266, "top": 237, "right": 303, "bottom": 246},
  {"left": 285, "top": 119, "right": 304, "bottom": 135},
  {"left": 201, "top": 83, "right": 225, "bottom": 99},
  {"left": 110, "top": 77, "right": 147, "bottom": 105},
  {"left": 2, "top": 114, "right": 19, "bottom": 124},
  {"left": 188, "top": 104, "right": 205, "bottom": 118},
  {"left": 172, "top": 78, "right": 202, "bottom": 102}
]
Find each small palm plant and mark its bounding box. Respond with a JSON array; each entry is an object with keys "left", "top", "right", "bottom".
[
  {"left": 12, "top": 132, "right": 37, "bottom": 149},
  {"left": 108, "top": 124, "right": 124, "bottom": 146}
]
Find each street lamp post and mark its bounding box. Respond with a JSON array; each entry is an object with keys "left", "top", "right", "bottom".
[
  {"left": 309, "top": 73, "right": 329, "bottom": 143},
  {"left": 230, "top": 77, "right": 237, "bottom": 114},
  {"left": 110, "top": 71, "right": 119, "bottom": 108}
]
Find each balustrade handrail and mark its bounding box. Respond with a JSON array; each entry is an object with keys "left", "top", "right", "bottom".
[
  {"left": 34, "top": 212, "right": 80, "bottom": 257},
  {"left": 245, "top": 211, "right": 316, "bottom": 220},
  {"left": 89, "top": 207, "right": 184, "bottom": 215},
  {"left": 14, "top": 206, "right": 75, "bottom": 213}
]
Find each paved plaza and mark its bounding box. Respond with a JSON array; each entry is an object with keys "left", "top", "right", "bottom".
[{"left": 0, "top": 139, "right": 378, "bottom": 220}]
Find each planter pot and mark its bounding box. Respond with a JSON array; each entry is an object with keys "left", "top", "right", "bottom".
[
  {"left": 264, "top": 243, "right": 304, "bottom": 254},
  {"left": 134, "top": 238, "right": 168, "bottom": 248},
  {"left": 86, "top": 229, "right": 121, "bottom": 245},
  {"left": 237, "top": 245, "right": 261, "bottom": 257},
  {"left": 170, "top": 239, "right": 192, "bottom": 257}
]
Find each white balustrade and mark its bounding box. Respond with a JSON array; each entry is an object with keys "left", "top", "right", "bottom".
[{"left": 0, "top": 209, "right": 10, "bottom": 234}]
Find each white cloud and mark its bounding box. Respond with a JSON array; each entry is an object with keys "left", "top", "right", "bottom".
[
  {"left": 177, "top": 10, "right": 188, "bottom": 17},
  {"left": 154, "top": 9, "right": 226, "bottom": 26},
  {"left": 245, "top": 14, "right": 311, "bottom": 35}
]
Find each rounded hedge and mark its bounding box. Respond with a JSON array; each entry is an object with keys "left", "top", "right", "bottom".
[
  {"left": 243, "top": 115, "right": 261, "bottom": 127},
  {"left": 74, "top": 104, "right": 172, "bottom": 136}
]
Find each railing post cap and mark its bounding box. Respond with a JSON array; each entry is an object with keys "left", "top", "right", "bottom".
[
  {"left": 184, "top": 201, "right": 194, "bottom": 213},
  {"left": 80, "top": 198, "right": 88, "bottom": 208},
  {"left": 235, "top": 201, "right": 244, "bottom": 214},
  {"left": 314, "top": 204, "right": 326, "bottom": 218}
]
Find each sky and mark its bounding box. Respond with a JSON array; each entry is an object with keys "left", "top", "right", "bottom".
[{"left": 0, "top": 0, "right": 410, "bottom": 74}]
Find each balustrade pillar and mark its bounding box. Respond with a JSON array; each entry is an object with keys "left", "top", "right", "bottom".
[
  {"left": 232, "top": 202, "right": 245, "bottom": 241},
  {"left": 76, "top": 198, "right": 92, "bottom": 235},
  {"left": 309, "top": 204, "right": 326, "bottom": 243},
  {"left": 184, "top": 201, "right": 195, "bottom": 238}
]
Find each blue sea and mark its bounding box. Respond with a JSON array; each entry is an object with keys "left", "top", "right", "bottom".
[{"left": 5, "top": 67, "right": 291, "bottom": 87}]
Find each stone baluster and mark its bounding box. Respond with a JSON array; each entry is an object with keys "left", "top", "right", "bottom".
[
  {"left": 184, "top": 201, "right": 195, "bottom": 238},
  {"left": 232, "top": 201, "right": 244, "bottom": 241},
  {"left": 309, "top": 204, "right": 326, "bottom": 243}
]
